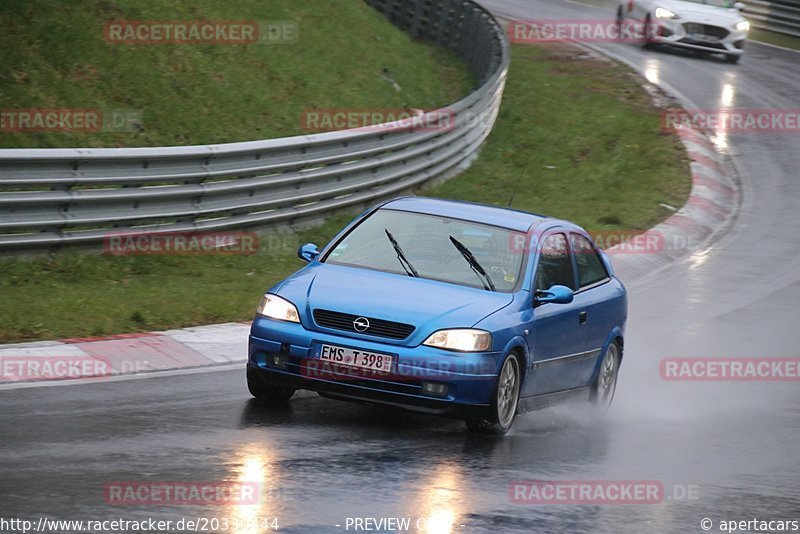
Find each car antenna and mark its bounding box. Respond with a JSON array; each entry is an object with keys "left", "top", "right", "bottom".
[{"left": 507, "top": 192, "right": 515, "bottom": 208}]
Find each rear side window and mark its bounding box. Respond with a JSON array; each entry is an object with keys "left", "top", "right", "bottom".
[
  {"left": 535, "top": 233, "right": 575, "bottom": 290},
  {"left": 570, "top": 233, "right": 609, "bottom": 288}
]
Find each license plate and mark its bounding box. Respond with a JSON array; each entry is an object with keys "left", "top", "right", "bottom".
[{"left": 317, "top": 344, "right": 394, "bottom": 372}]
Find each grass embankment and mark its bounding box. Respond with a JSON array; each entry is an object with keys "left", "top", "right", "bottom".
[
  {"left": 0, "top": 43, "right": 690, "bottom": 343},
  {"left": 0, "top": 0, "right": 471, "bottom": 148}
]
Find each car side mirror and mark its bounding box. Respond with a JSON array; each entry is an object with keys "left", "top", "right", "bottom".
[
  {"left": 734, "top": 2, "right": 745, "bottom": 9},
  {"left": 534, "top": 285, "right": 574, "bottom": 305},
  {"left": 297, "top": 243, "right": 319, "bottom": 262}
]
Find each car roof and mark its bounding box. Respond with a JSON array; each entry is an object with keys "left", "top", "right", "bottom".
[{"left": 381, "top": 197, "right": 549, "bottom": 233}]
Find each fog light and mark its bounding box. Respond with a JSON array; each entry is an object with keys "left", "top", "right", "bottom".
[
  {"left": 270, "top": 355, "right": 288, "bottom": 369},
  {"left": 421, "top": 382, "right": 449, "bottom": 398}
]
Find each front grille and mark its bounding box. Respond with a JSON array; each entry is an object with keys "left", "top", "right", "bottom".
[
  {"left": 682, "top": 23, "right": 729, "bottom": 40},
  {"left": 313, "top": 309, "right": 415, "bottom": 339}
]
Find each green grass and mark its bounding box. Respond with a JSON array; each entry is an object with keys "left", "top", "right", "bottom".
[
  {"left": 748, "top": 28, "right": 800, "bottom": 50},
  {"left": 426, "top": 44, "right": 690, "bottom": 232},
  {"left": 0, "top": 0, "right": 472, "bottom": 148},
  {"left": 0, "top": 43, "right": 690, "bottom": 343}
]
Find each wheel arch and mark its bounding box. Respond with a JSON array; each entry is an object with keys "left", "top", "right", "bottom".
[
  {"left": 500, "top": 335, "right": 529, "bottom": 389},
  {"left": 590, "top": 328, "right": 624, "bottom": 384}
]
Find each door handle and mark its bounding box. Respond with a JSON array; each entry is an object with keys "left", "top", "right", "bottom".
[{"left": 579, "top": 311, "right": 588, "bottom": 325}]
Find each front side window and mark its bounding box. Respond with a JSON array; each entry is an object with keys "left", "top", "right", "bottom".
[
  {"left": 535, "top": 233, "right": 575, "bottom": 291},
  {"left": 323, "top": 208, "right": 525, "bottom": 292},
  {"left": 570, "top": 233, "right": 609, "bottom": 288}
]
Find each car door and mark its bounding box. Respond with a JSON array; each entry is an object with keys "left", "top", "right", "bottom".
[
  {"left": 568, "top": 232, "right": 615, "bottom": 388},
  {"left": 523, "top": 231, "right": 587, "bottom": 397}
]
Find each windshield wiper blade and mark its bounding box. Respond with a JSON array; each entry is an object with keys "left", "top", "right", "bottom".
[
  {"left": 385, "top": 229, "right": 419, "bottom": 278},
  {"left": 449, "top": 235, "right": 496, "bottom": 291}
]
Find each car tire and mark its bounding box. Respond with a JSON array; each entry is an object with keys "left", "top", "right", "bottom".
[
  {"left": 725, "top": 54, "right": 741, "bottom": 64},
  {"left": 247, "top": 378, "right": 295, "bottom": 404},
  {"left": 590, "top": 342, "right": 620, "bottom": 409},
  {"left": 465, "top": 353, "right": 521, "bottom": 435}
]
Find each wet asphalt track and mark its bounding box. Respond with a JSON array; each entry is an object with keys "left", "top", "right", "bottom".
[{"left": 2, "top": 0, "right": 799, "bottom": 532}]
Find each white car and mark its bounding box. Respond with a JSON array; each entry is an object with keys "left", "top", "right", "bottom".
[{"left": 617, "top": 0, "right": 750, "bottom": 63}]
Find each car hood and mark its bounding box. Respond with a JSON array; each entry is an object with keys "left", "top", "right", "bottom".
[
  {"left": 659, "top": 0, "right": 744, "bottom": 24},
  {"left": 274, "top": 263, "right": 515, "bottom": 342}
]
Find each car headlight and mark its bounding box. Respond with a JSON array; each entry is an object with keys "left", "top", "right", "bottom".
[
  {"left": 423, "top": 329, "right": 492, "bottom": 352},
  {"left": 735, "top": 20, "right": 750, "bottom": 32},
  {"left": 256, "top": 294, "right": 300, "bottom": 323},
  {"left": 654, "top": 6, "right": 677, "bottom": 19}
]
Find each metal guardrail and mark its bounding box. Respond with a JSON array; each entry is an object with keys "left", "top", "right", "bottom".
[
  {"left": 0, "top": 0, "right": 509, "bottom": 254},
  {"left": 741, "top": 0, "right": 800, "bottom": 38}
]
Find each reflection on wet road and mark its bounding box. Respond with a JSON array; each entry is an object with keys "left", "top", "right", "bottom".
[{"left": 1, "top": 367, "right": 798, "bottom": 531}]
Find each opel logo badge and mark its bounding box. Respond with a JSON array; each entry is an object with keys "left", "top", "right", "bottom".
[{"left": 353, "top": 317, "right": 370, "bottom": 332}]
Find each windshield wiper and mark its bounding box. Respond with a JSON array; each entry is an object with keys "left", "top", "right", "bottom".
[
  {"left": 385, "top": 229, "right": 419, "bottom": 278},
  {"left": 449, "top": 235, "right": 496, "bottom": 291}
]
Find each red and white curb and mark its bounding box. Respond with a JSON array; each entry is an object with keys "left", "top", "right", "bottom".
[{"left": 0, "top": 322, "right": 250, "bottom": 387}]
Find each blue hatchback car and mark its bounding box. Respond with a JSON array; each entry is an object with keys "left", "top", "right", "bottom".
[{"left": 247, "top": 197, "right": 627, "bottom": 433}]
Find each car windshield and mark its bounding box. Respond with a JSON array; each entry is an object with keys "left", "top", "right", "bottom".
[
  {"left": 323, "top": 208, "right": 526, "bottom": 292},
  {"left": 679, "top": 0, "right": 736, "bottom": 8}
]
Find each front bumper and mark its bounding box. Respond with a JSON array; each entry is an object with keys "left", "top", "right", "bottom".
[
  {"left": 653, "top": 19, "right": 747, "bottom": 55},
  {"left": 248, "top": 316, "right": 502, "bottom": 415}
]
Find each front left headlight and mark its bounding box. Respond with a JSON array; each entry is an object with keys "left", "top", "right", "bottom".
[
  {"left": 256, "top": 294, "right": 300, "bottom": 323},
  {"left": 735, "top": 20, "right": 750, "bottom": 32},
  {"left": 654, "top": 6, "right": 677, "bottom": 19},
  {"left": 423, "top": 329, "right": 492, "bottom": 352}
]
